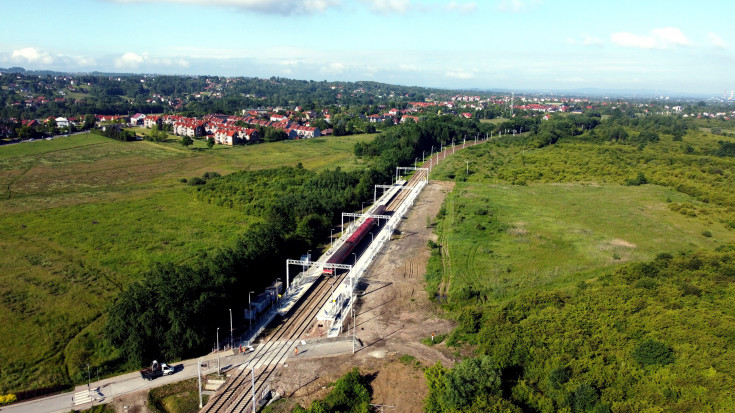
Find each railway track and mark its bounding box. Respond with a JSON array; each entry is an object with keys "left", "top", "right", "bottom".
[
  {"left": 202, "top": 272, "right": 347, "bottom": 413},
  {"left": 204, "top": 136, "right": 488, "bottom": 412}
]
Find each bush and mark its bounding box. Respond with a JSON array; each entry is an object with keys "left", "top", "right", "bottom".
[
  {"left": 0, "top": 394, "right": 17, "bottom": 405},
  {"left": 566, "top": 383, "right": 599, "bottom": 412},
  {"left": 548, "top": 366, "right": 571, "bottom": 390},
  {"left": 625, "top": 172, "right": 648, "bottom": 186},
  {"left": 187, "top": 177, "right": 206, "bottom": 186},
  {"left": 632, "top": 339, "right": 674, "bottom": 366},
  {"left": 457, "top": 307, "right": 482, "bottom": 334},
  {"left": 702, "top": 230, "right": 713, "bottom": 238}
]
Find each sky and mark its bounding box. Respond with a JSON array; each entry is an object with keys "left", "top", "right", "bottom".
[{"left": 1, "top": 0, "right": 734, "bottom": 96}]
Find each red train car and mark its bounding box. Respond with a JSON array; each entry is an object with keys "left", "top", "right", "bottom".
[{"left": 324, "top": 205, "right": 386, "bottom": 274}]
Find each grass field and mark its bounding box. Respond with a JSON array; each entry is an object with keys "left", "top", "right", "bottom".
[
  {"left": 0, "top": 132, "right": 374, "bottom": 392},
  {"left": 427, "top": 128, "right": 735, "bottom": 303},
  {"left": 431, "top": 182, "right": 734, "bottom": 303}
]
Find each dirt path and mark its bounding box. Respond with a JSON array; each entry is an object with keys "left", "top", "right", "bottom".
[{"left": 270, "top": 181, "right": 457, "bottom": 412}]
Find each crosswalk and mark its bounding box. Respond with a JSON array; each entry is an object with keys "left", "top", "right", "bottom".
[
  {"left": 238, "top": 340, "right": 297, "bottom": 371},
  {"left": 73, "top": 390, "right": 92, "bottom": 406}
]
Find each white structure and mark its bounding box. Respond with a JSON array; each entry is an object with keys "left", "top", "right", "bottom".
[{"left": 55, "top": 117, "right": 70, "bottom": 128}]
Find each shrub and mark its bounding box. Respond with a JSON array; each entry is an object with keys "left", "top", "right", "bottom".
[
  {"left": 632, "top": 339, "right": 674, "bottom": 366},
  {"left": 548, "top": 366, "right": 571, "bottom": 390},
  {"left": 457, "top": 307, "right": 482, "bottom": 334},
  {"left": 0, "top": 394, "right": 17, "bottom": 405},
  {"left": 702, "top": 230, "right": 713, "bottom": 238},
  {"left": 625, "top": 172, "right": 648, "bottom": 186},
  {"left": 566, "top": 384, "right": 599, "bottom": 412},
  {"left": 187, "top": 177, "right": 206, "bottom": 186}
]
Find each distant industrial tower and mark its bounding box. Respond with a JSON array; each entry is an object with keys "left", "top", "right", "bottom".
[{"left": 730, "top": 90, "right": 734, "bottom": 100}]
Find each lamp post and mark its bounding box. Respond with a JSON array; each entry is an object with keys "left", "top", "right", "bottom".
[
  {"left": 248, "top": 291, "right": 254, "bottom": 328},
  {"left": 216, "top": 328, "right": 220, "bottom": 375},
  {"left": 198, "top": 359, "right": 203, "bottom": 408},
  {"left": 86, "top": 364, "right": 90, "bottom": 394},
  {"left": 422, "top": 150, "right": 425, "bottom": 163},
  {"left": 229, "top": 308, "right": 233, "bottom": 349},
  {"left": 331, "top": 228, "right": 334, "bottom": 248}
]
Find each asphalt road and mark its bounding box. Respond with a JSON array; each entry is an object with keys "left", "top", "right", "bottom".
[
  {"left": 4, "top": 350, "right": 235, "bottom": 413},
  {"left": 3, "top": 338, "right": 353, "bottom": 413}
]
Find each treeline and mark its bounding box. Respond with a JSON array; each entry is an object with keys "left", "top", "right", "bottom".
[
  {"left": 90, "top": 127, "right": 136, "bottom": 142},
  {"left": 424, "top": 248, "right": 735, "bottom": 411},
  {"left": 0, "top": 73, "right": 444, "bottom": 120},
  {"left": 105, "top": 165, "right": 375, "bottom": 364},
  {"left": 355, "top": 115, "right": 492, "bottom": 176}
]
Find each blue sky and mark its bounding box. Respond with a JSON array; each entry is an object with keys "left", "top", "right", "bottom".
[{"left": 2, "top": 0, "right": 734, "bottom": 95}]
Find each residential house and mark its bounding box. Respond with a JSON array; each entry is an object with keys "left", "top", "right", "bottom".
[
  {"left": 55, "top": 117, "right": 70, "bottom": 128},
  {"left": 130, "top": 113, "right": 146, "bottom": 125}
]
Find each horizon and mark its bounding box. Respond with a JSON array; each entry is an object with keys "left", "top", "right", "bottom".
[{"left": 2, "top": 0, "right": 734, "bottom": 96}]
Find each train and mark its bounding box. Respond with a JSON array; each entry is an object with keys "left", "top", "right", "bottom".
[{"left": 323, "top": 204, "right": 387, "bottom": 274}]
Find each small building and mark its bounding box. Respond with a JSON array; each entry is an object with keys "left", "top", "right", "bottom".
[
  {"left": 55, "top": 117, "right": 70, "bottom": 128},
  {"left": 130, "top": 113, "right": 146, "bottom": 125}
]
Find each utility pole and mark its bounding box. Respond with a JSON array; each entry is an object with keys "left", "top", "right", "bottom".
[
  {"left": 251, "top": 366, "right": 256, "bottom": 413},
  {"left": 217, "top": 327, "right": 220, "bottom": 375},
  {"left": 248, "top": 291, "right": 254, "bottom": 328},
  {"left": 198, "top": 360, "right": 203, "bottom": 408},
  {"left": 352, "top": 295, "right": 356, "bottom": 354},
  {"left": 230, "top": 308, "right": 233, "bottom": 349}
]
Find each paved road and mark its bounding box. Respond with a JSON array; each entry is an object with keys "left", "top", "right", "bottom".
[
  {"left": 4, "top": 351, "right": 234, "bottom": 413},
  {"left": 4, "top": 338, "right": 352, "bottom": 413}
]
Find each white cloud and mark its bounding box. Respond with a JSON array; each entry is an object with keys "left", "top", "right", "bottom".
[
  {"left": 111, "top": 0, "right": 341, "bottom": 15},
  {"left": 708, "top": 32, "right": 727, "bottom": 49},
  {"left": 363, "top": 0, "right": 411, "bottom": 14},
  {"left": 11, "top": 47, "right": 54, "bottom": 65},
  {"left": 497, "top": 0, "right": 526, "bottom": 12},
  {"left": 445, "top": 1, "right": 476, "bottom": 13},
  {"left": 567, "top": 33, "right": 602, "bottom": 47},
  {"left": 323, "top": 62, "right": 347, "bottom": 74},
  {"left": 611, "top": 27, "right": 690, "bottom": 49},
  {"left": 581, "top": 33, "right": 602, "bottom": 46},
  {"left": 73, "top": 56, "right": 98, "bottom": 66},
  {"left": 115, "top": 52, "right": 145, "bottom": 68},
  {"left": 114, "top": 52, "right": 190, "bottom": 69},
  {"left": 445, "top": 68, "right": 474, "bottom": 79}
]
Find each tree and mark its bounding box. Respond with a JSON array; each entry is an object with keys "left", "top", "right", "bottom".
[
  {"left": 207, "top": 138, "right": 215, "bottom": 149},
  {"left": 83, "top": 114, "right": 96, "bottom": 130},
  {"left": 632, "top": 339, "right": 674, "bottom": 366},
  {"left": 181, "top": 135, "right": 194, "bottom": 147}
]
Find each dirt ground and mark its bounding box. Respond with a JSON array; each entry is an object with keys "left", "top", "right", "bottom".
[{"left": 268, "top": 181, "right": 458, "bottom": 412}]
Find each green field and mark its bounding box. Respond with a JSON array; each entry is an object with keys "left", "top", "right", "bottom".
[
  {"left": 423, "top": 125, "right": 735, "bottom": 410},
  {"left": 430, "top": 182, "right": 733, "bottom": 303},
  {"left": 0, "top": 132, "right": 374, "bottom": 392},
  {"left": 428, "top": 125, "right": 735, "bottom": 301}
]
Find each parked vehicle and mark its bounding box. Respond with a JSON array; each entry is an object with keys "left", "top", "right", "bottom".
[{"left": 140, "top": 360, "right": 174, "bottom": 380}]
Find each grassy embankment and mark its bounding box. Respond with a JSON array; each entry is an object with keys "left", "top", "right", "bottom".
[{"left": 0, "top": 132, "right": 374, "bottom": 393}]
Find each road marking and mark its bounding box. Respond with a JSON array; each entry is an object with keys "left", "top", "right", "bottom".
[{"left": 74, "top": 390, "right": 92, "bottom": 405}]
